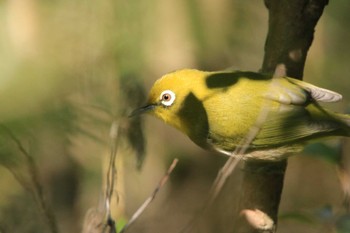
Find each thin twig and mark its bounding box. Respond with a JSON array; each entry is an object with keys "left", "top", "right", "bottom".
[
  {"left": 208, "top": 101, "right": 271, "bottom": 205},
  {"left": 120, "top": 158, "right": 179, "bottom": 233},
  {"left": 180, "top": 111, "right": 267, "bottom": 233},
  {"left": 208, "top": 64, "right": 286, "bottom": 204},
  {"left": 0, "top": 125, "right": 59, "bottom": 233},
  {"left": 1, "top": 163, "right": 32, "bottom": 193},
  {"left": 180, "top": 65, "right": 286, "bottom": 233},
  {"left": 102, "top": 120, "right": 120, "bottom": 233}
]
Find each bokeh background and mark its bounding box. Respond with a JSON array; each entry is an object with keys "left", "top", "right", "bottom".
[{"left": 0, "top": 1, "right": 349, "bottom": 233}]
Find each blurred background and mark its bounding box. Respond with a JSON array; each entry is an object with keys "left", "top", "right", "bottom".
[{"left": 0, "top": 1, "right": 349, "bottom": 233}]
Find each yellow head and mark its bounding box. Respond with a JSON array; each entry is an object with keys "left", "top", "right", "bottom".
[{"left": 131, "top": 69, "right": 209, "bottom": 142}]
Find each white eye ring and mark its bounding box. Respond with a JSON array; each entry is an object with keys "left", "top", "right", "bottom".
[{"left": 160, "top": 90, "right": 176, "bottom": 107}]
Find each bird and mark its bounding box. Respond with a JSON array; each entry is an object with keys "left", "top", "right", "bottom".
[{"left": 131, "top": 69, "right": 350, "bottom": 161}]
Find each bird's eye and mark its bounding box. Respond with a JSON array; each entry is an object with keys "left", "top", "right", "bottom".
[{"left": 160, "top": 90, "right": 176, "bottom": 106}]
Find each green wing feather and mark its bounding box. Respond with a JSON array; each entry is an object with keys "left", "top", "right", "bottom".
[{"left": 251, "top": 77, "right": 346, "bottom": 148}]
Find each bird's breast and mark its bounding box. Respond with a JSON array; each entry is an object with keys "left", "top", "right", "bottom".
[{"left": 202, "top": 87, "right": 265, "bottom": 150}]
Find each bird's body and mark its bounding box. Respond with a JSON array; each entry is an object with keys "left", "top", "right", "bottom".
[{"left": 133, "top": 69, "right": 350, "bottom": 160}]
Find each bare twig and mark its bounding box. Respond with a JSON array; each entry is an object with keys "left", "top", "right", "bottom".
[
  {"left": 181, "top": 64, "right": 287, "bottom": 233},
  {"left": 209, "top": 103, "right": 270, "bottom": 204},
  {"left": 104, "top": 120, "right": 178, "bottom": 233},
  {"left": 120, "top": 158, "right": 179, "bottom": 233},
  {"left": 0, "top": 125, "right": 59, "bottom": 233},
  {"left": 101, "top": 120, "right": 121, "bottom": 233},
  {"left": 83, "top": 117, "right": 149, "bottom": 233},
  {"left": 209, "top": 64, "right": 286, "bottom": 204},
  {"left": 1, "top": 163, "right": 32, "bottom": 193}
]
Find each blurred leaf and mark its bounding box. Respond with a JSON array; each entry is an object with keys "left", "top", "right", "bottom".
[
  {"left": 0, "top": 194, "right": 48, "bottom": 233},
  {"left": 314, "top": 205, "right": 334, "bottom": 220},
  {"left": 116, "top": 217, "right": 128, "bottom": 233},
  {"left": 119, "top": 73, "right": 147, "bottom": 169},
  {"left": 303, "top": 142, "right": 341, "bottom": 164},
  {"left": 0, "top": 136, "right": 18, "bottom": 167},
  {"left": 184, "top": 0, "right": 208, "bottom": 66},
  {"left": 125, "top": 116, "right": 146, "bottom": 169},
  {"left": 279, "top": 211, "right": 315, "bottom": 224},
  {"left": 336, "top": 213, "right": 350, "bottom": 233}
]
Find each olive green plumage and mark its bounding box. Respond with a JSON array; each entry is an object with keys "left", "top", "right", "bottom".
[{"left": 132, "top": 69, "right": 350, "bottom": 160}]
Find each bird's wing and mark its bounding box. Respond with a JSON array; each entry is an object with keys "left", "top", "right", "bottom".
[
  {"left": 251, "top": 77, "right": 343, "bottom": 148},
  {"left": 207, "top": 76, "right": 343, "bottom": 151},
  {"left": 286, "top": 78, "right": 342, "bottom": 103},
  {"left": 264, "top": 77, "right": 342, "bottom": 106},
  {"left": 251, "top": 105, "right": 320, "bottom": 148}
]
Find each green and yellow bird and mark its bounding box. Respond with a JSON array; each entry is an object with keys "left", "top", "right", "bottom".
[{"left": 132, "top": 69, "right": 350, "bottom": 161}]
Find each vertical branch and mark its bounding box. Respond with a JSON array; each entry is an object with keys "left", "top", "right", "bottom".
[
  {"left": 237, "top": 0, "right": 328, "bottom": 232},
  {"left": 262, "top": 0, "right": 329, "bottom": 78},
  {"left": 103, "top": 120, "right": 120, "bottom": 233}
]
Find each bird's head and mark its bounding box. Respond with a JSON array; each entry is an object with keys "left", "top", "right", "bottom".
[{"left": 130, "top": 69, "right": 205, "bottom": 131}]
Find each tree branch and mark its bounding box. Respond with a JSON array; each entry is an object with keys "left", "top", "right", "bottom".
[{"left": 262, "top": 0, "right": 329, "bottom": 78}]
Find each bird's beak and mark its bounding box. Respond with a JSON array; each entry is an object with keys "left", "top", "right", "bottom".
[{"left": 129, "top": 104, "right": 156, "bottom": 117}]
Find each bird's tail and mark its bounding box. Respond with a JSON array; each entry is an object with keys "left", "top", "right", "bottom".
[{"left": 335, "top": 113, "right": 350, "bottom": 136}]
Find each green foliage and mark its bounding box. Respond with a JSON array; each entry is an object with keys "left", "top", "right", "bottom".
[
  {"left": 279, "top": 211, "right": 315, "bottom": 224},
  {"left": 303, "top": 142, "right": 341, "bottom": 164},
  {"left": 336, "top": 214, "right": 350, "bottom": 233},
  {"left": 116, "top": 217, "right": 128, "bottom": 233},
  {"left": 280, "top": 206, "right": 350, "bottom": 232}
]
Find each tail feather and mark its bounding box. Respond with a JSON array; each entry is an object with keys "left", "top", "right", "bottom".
[
  {"left": 307, "top": 104, "right": 350, "bottom": 137},
  {"left": 336, "top": 113, "right": 350, "bottom": 136}
]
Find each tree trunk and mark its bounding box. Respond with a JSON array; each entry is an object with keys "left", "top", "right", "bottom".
[{"left": 237, "top": 0, "right": 329, "bottom": 232}]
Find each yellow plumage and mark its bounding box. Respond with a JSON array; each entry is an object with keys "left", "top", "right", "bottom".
[{"left": 132, "top": 69, "right": 350, "bottom": 160}]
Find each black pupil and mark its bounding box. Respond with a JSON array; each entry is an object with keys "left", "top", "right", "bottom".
[{"left": 163, "top": 94, "right": 170, "bottom": 101}]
